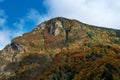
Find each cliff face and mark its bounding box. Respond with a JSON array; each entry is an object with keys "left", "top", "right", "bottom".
[{"left": 0, "top": 17, "right": 120, "bottom": 80}]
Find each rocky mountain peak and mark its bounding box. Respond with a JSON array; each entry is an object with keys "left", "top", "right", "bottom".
[
  {"left": 0, "top": 17, "right": 120, "bottom": 80},
  {"left": 33, "top": 18, "right": 63, "bottom": 36}
]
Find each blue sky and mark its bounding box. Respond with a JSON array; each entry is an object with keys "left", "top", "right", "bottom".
[
  {"left": 0, "top": 0, "right": 120, "bottom": 50},
  {"left": 0, "top": 0, "right": 47, "bottom": 30},
  {"left": 0, "top": 0, "right": 48, "bottom": 50}
]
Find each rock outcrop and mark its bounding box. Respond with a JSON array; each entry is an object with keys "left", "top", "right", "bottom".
[{"left": 0, "top": 43, "right": 27, "bottom": 79}]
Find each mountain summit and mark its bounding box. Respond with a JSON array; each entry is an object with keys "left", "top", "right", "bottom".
[{"left": 0, "top": 17, "right": 120, "bottom": 80}]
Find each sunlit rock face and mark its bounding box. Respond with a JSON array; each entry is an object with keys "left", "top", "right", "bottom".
[{"left": 55, "top": 20, "right": 63, "bottom": 36}]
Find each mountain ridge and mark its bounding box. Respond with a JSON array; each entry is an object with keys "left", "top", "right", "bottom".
[{"left": 0, "top": 17, "right": 120, "bottom": 80}]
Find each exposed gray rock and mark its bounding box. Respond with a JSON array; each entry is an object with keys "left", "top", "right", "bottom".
[
  {"left": 55, "top": 20, "right": 63, "bottom": 36},
  {"left": 0, "top": 43, "right": 27, "bottom": 79},
  {"left": 34, "top": 22, "right": 46, "bottom": 31},
  {"left": 0, "top": 43, "right": 27, "bottom": 62}
]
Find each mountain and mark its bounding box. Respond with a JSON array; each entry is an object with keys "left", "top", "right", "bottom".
[{"left": 0, "top": 17, "right": 120, "bottom": 80}]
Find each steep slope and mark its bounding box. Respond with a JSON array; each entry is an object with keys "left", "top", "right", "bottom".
[{"left": 0, "top": 17, "right": 120, "bottom": 80}]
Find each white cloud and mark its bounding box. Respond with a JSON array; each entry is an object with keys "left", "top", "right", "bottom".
[
  {"left": 26, "top": 8, "right": 50, "bottom": 25},
  {"left": 13, "top": 19, "right": 25, "bottom": 30},
  {"left": 0, "top": 30, "right": 11, "bottom": 50},
  {"left": 26, "top": 8, "right": 41, "bottom": 24},
  {"left": 0, "top": 9, "right": 5, "bottom": 16},
  {"left": 0, "top": 18, "right": 6, "bottom": 27},
  {"left": 0, "top": 9, "right": 7, "bottom": 27},
  {"left": 0, "top": 29, "right": 23, "bottom": 50},
  {"left": 45, "top": 0, "right": 120, "bottom": 29},
  {"left": 13, "top": 8, "right": 50, "bottom": 31},
  {"left": 0, "top": 9, "right": 10, "bottom": 50}
]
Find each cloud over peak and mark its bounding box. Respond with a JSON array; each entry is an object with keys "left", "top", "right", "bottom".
[
  {"left": 45, "top": 0, "right": 120, "bottom": 29},
  {"left": 0, "top": 9, "right": 7, "bottom": 28}
]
